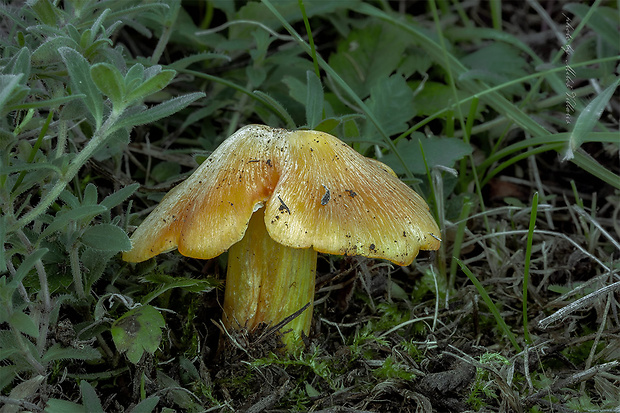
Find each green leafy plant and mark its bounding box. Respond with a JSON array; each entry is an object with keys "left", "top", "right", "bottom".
[
  {"left": 466, "top": 353, "right": 511, "bottom": 410},
  {"left": 373, "top": 355, "right": 417, "bottom": 381},
  {"left": 1, "top": 0, "right": 203, "bottom": 408},
  {"left": 110, "top": 304, "right": 166, "bottom": 364}
]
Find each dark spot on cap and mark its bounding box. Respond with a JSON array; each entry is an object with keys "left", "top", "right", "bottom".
[
  {"left": 277, "top": 196, "right": 290, "bottom": 214},
  {"left": 321, "top": 185, "right": 331, "bottom": 206}
]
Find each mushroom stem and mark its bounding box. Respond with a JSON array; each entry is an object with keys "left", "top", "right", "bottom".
[{"left": 223, "top": 208, "right": 317, "bottom": 349}]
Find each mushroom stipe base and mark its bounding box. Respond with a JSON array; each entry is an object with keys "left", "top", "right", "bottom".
[{"left": 223, "top": 208, "right": 317, "bottom": 350}]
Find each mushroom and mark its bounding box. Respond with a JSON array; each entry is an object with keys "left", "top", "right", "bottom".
[{"left": 123, "top": 125, "right": 441, "bottom": 349}]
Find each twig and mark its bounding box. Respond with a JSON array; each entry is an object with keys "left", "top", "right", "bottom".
[
  {"left": 581, "top": 277, "right": 613, "bottom": 393},
  {"left": 0, "top": 395, "right": 43, "bottom": 412},
  {"left": 196, "top": 20, "right": 295, "bottom": 41},
  {"left": 572, "top": 205, "right": 620, "bottom": 251},
  {"left": 256, "top": 302, "right": 311, "bottom": 345},
  {"left": 523, "top": 361, "right": 620, "bottom": 407},
  {"left": 460, "top": 228, "right": 612, "bottom": 274},
  {"left": 245, "top": 379, "right": 291, "bottom": 413},
  {"left": 538, "top": 281, "right": 620, "bottom": 329},
  {"left": 378, "top": 316, "right": 436, "bottom": 339}
]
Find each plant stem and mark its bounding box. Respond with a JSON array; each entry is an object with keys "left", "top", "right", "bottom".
[
  {"left": 55, "top": 119, "right": 68, "bottom": 159},
  {"left": 151, "top": 1, "right": 180, "bottom": 64},
  {"left": 223, "top": 209, "right": 317, "bottom": 350},
  {"left": 523, "top": 192, "right": 538, "bottom": 345},
  {"left": 12, "top": 110, "right": 53, "bottom": 193},
  {"left": 0, "top": 396, "right": 42, "bottom": 413},
  {"left": 15, "top": 229, "right": 52, "bottom": 355},
  {"left": 11, "top": 110, "right": 122, "bottom": 232},
  {"left": 298, "top": 0, "right": 320, "bottom": 80},
  {"left": 11, "top": 323, "right": 45, "bottom": 375},
  {"left": 69, "top": 243, "right": 86, "bottom": 299},
  {"left": 34, "top": 260, "right": 52, "bottom": 354}
]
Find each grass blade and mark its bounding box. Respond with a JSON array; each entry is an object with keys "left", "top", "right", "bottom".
[
  {"left": 456, "top": 258, "right": 522, "bottom": 353},
  {"left": 261, "top": 0, "right": 416, "bottom": 182},
  {"left": 523, "top": 192, "right": 539, "bottom": 344},
  {"left": 562, "top": 78, "right": 620, "bottom": 161}
]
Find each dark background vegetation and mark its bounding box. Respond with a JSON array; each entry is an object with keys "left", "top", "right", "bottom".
[{"left": 1, "top": 0, "right": 619, "bottom": 412}]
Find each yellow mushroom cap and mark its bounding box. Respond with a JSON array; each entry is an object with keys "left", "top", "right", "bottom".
[{"left": 122, "top": 125, "right": 440, "bottom": 266}]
